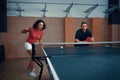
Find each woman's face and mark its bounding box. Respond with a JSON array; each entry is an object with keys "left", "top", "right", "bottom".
[{"left": 38, "top": 22, "right": 44, "bottom": 30}]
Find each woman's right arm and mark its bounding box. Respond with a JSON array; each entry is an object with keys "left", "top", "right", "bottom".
[
  {"left": 21, "top": 27, "right": 33, "bottom": 33},
  {"left": 21, "top": 28, "right": 29, "bottom": 33}
]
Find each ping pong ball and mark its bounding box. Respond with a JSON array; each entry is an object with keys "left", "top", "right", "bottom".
[{"left": 60, "top": 46, "right": 63, "bottom": 49}]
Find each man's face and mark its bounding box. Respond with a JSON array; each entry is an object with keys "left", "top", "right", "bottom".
[{"left": 81, "top": 23, "right": 88, "bottom": 32}]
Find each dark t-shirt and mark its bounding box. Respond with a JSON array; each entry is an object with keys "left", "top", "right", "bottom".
[{"left": 75, "top": 29, "right": 92, "bottom": 46}]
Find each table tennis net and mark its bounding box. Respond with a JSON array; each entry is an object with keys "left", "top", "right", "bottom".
[
  {"left": 35, "top": 41, "right": 120, "bottom": 57},
  {"left": 41, "top": 41, "right": 120, "bottom": 48}
]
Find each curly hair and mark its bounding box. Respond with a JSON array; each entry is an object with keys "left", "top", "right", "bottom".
[{"left": 32, "top": 19, "right": 46, "bottom": 30}]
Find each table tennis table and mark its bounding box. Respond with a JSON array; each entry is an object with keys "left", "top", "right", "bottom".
[{"left": 34, "top": 45, "right": 120, "bottom": 80}]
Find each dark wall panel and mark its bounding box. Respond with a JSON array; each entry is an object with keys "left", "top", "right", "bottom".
[
  {"left": 0, "top": 0, "right": 7, "bottom": 32},
  {"left": 108, "top": 0, "right": 120, "bottom": 24},
  {"left": 0, "top": 45, "right": 5, "bottom": 62}
]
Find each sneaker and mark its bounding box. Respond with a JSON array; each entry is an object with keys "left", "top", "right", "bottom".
[
  {"left": 32, "top": 68, "right": 35, "bottom": 72},
  {"left": 27, "top": 68, "right": 37, "bottom": 78},
  {"left": 28, "top": 71, "right": 37, "bottom": 78}
]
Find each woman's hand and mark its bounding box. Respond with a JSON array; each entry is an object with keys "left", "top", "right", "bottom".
[{"left": 39, "top": 43, "right": 44, "bottom": 47}]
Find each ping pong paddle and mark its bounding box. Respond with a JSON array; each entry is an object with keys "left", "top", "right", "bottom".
[{"left": 86, "top": 37, "right": 92, "bottom": 42}]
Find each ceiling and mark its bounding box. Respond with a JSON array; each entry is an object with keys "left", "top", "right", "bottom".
[{"left": 7, "top": 0, "right": 116, "bottom": 18}]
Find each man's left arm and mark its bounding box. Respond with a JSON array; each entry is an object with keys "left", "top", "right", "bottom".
[{"left": 89, "top": 30, "right": 95, "bottom": 42}]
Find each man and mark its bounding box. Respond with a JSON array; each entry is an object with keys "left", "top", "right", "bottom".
[{"left": 75, "top": 22, "right": 94, "bottom": 46}]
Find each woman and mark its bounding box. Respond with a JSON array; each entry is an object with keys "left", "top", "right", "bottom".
[{"left": 21, "top": 19, "right": 46, "bottom": 77}]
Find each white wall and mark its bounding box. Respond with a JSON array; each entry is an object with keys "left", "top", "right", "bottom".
[{"left": 7, "top": 0, "right": 108, "bottom": 18}]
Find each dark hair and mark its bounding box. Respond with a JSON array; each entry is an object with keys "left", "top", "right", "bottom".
[
  {"left": 33, "top": 19, "right": 46, "bottom": 30},
  {"left": 81, "top": 22, "right": 87, "bottom": 25}
]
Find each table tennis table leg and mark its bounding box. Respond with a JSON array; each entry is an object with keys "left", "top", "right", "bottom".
[{"left": 34, "top": 57, "right": 43, "bottom": 80}]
